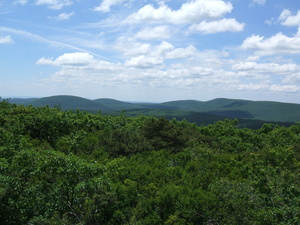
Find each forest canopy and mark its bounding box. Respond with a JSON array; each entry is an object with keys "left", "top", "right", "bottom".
[{"left": 1, "top": 99, "right": 300, "bottom": 224}]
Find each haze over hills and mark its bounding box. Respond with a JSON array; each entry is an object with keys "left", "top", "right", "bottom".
[{"left": 4, "top": 95, "right": 300, "bottom": 128}]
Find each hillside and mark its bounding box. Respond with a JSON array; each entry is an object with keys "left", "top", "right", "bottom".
[
  {"left": 6, "top": 95, "right": 300, "bottom": 126},
  {"left": 204, "top": 98, "right": 300, "bottom": 122},
  {"left": 162, "top": 98, "right": 300, "bottom": 122},
  {"left": 25, "top": 95, "right": 112, "bottom": 111},
  {"left": 8, "top": 98, "right": 39, "bottom": 105},
  {"left": 94, "top": 98, "right": 147, "bottom": 111}
]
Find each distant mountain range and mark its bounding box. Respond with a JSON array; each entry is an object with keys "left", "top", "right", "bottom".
[{"left": 6, "top": 95, "right": 300, "bottom": 129}]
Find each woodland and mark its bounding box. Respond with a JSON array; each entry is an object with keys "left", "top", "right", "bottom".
[{"left": 1, "top": 99, "right": 300, "bottom": 224}]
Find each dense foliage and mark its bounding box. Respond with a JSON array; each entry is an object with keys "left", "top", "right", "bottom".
[{"left": 1, "top": 99, "right": 300, "bottom": 224}]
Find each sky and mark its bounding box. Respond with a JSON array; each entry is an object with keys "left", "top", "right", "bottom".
[{"left": 1, "top": 0, "right": 300, "bottom": 103}]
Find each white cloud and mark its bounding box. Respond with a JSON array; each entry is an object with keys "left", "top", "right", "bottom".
[
  {"left": 241, "top": 32, "right": 300, "bottom": 56},
  {"left": 232, "top": 61, "right": 300, "bottom": 90},
  {"left": 252, "top": 0, "right": 266, "bottom": 5},
  {"left": 166, "top": 45, "right": 197, "bottom": 60},
  {"left": 278, "top": 9, "right": 291, "bottom": 22},
  {"left": 36, "top": 50, "right": 234, "bottom": 90},
  {"left": 123, "top": 41, "right": 174, "bottom": 67},
  {"left": 189, "top": 18, "right": 245, "bottom": 34},
  {"left": 0, "top": 35, "right": 14, "bottom": 44},
  {"left": 35, "top": 42, "right": 300, "bottom": 98},
  {"left": 283, "top": 73, "right": 300, "bottom": 85},
  {"left": 35, "top": 0, "right": 73, "bottom": 10},
  {"left": 125, "top": 55, "right": 164, "bottom": 68},
  {"left": 278, "top": 9, "right": 300, "bottom": 27},
  {"left": 264, "top": 18, "right": 275, "bottom": 25},
  {"left": 115, "top": 37, "right": 152, "bottom": 56},
  {"left": 124, "top": 0, "right": 233, "bottom": 25},
  {"left": 94, "top": 0, "right": 125, "bottom": 12},
  {"left": 120, "top": 41, "right": 197, "bottom": 68},
  {"left": 116, "top": 37, "right": 200, "bottom": 64},
  {"left": 246, "top": 55, "right": 260, "bottom": 61},
  {"left": 37, "top": 52, "right": 96, "bottom": 66},
  {"left": 135, "top": 26, "right": 171, "bottom": 40},
  {"left": 232, "top": 62, "right": 300, "bottom": 74},
  {"left": 269, "top": 84, "right": 300, "bottom": 93},
  {"left": 53, "top": 12, "right": 74, "bottom": 20},
  {"left": 36, "top": 52, "right": 120, "bottom": 79},
  {"left": 155, "top": 41, "right": 174, "bottom": 55},
  {"left": 233, "top": 83, "right": 300, "bottom": 93}
]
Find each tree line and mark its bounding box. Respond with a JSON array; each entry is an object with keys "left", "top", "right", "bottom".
[{"left": 1, "top": 99, "right": 300, "bottom": 224}]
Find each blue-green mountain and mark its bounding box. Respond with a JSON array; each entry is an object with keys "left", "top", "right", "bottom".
[{"left": 6, "top": 95, "right": 300, "bottom": 128}]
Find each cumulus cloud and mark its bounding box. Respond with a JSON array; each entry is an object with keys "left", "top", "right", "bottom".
[
  {"left": 37, "top": 52, "right": 96, "bottom": 66},
  {"left": 35, "top": 0, "right": 73, "bottom": 10},
  {"left": 36, "top": 45, "right": 300, "bottom": 97},
  {"left": 135, "top": 26, "right": 171, "bottom": 40},
  {"left": 189, "top": 18, "right": 245, "bottom": 34},
  {"left": 124, "top": 41, "right": 173, "bottom": 67},
  {"left": 37, "top": 52, "right": 121, "bottom": 86},
  {"left": 124, "top": 0, "right": 233, "bottom": 25},
  {"left": 36, "top": 49, "right": 233, "bottom": 90},
  {"left": 37, "top": 52, "right": 162, "bottom": 87},
  {"left": 278, "top": 9, "right": 300, "bottom": 27},
  {"left": 94, "top": 0, "right": 125, "bottom": 12},
  {"left": 121, "top": 41, "right": 197, "bottom": 68},
  {"left": 232, "top": 61, "right": 300, "bottom": 92},
  {"left": 166, "top": 45, "right": 197, "bottom": 59},
  {"left": 0, "top": 35, "right": 14, "bottom": 44},
  {"left": 241, "top": 32, "right": 300, "bottom": 55}
]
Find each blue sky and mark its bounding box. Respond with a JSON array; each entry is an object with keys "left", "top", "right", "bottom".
[{"left": 1, "top": 0, "right": 300, "bottom": 103}]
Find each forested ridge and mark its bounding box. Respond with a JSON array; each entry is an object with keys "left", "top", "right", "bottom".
[
  {"left": 10, "top": 95, "right": 300, "bottom": 124},
  {"left": 1, "top": 99, "right": 300, "bottom": 224}
]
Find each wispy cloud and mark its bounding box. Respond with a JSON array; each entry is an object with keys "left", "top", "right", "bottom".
[
  {"left": 14, "top": 0, "right": 28, "bottom": 5},
  {"left": 252, "top": 0, "right": 266, "bottom": 5},
  {"left": 94, "top": 0, "right": 126, "bottom": 13},
  {"left": 134, "top": 26, "right": 171, "bottom": 40},
  {"left": 0, "top": 27, "right": 109, "bottom": 60},
  {"left": 50, "top": 12, "right": 74, "bottom": 20},
  {"left": 35, "top": 0, "right": 73, "bottom": 10}
]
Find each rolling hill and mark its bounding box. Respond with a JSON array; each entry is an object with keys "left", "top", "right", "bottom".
[
  {"left": 15, "top": 95, "right": 112, "bottom": 112},
  {"left": 5, "top": 95, "right": 300, "bottom": 127},
  {"left": 161, "top": 98, "right": 300, "bottom": 122},
  {"left": 94, "top": 98, "right": 146, "bottom": 111}
]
